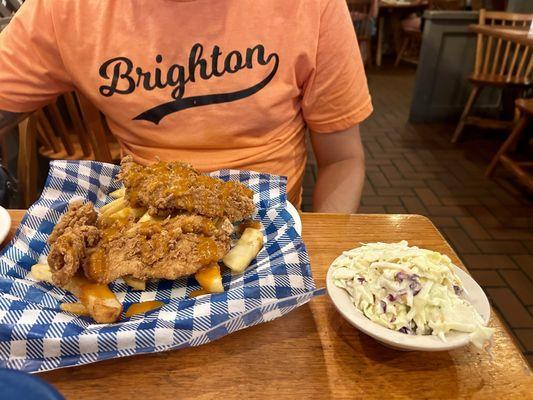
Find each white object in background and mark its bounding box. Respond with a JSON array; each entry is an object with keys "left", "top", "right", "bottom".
[
  {"left": 286, "top": 201, "right": 302, "bottom": 236},
  {"left": 327, "top": 263, "right": 491, "bottom": 351},
  {"left": 528, "top": 22, "right": 533, "bottom": 38},
  {"left": 0, "top": 206, "right": 11, "bottom": 245}
]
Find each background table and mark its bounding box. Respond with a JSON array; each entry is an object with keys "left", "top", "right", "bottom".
[
  {"left": 3, "top": 211, "right": 532, "bottom": 399},
  {"left": 376, "top": 1, "right": 429, "bottom": 66}
]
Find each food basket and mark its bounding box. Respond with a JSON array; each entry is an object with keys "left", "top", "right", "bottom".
[{"left": 0, "top": 160, "right": 322, "bottom": 372}]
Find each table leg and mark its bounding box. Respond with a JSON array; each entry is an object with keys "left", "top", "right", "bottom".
[
  {"left": 376, "top": 16, "right": 384, "bottom": 67},
  {"left": 390, "top": 14, "right": 403, "bottom": 55}
]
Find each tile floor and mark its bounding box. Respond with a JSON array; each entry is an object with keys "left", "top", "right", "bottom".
[{"left": 301, "top": 66, "right": 533, "bottom": 365}]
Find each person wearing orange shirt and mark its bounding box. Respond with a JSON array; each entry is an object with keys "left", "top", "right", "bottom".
[{"left": 0, "top": 0, "right": 372, "bottom": 213}]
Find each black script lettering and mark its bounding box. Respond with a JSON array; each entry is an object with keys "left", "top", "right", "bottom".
[
  {"left": 210, "top": 46, "right": 224, "bottom": 77},
  {"left": 246, "top": 45, "right": 270, "bottom": 68},
  {"left": 98, "top": 44, "right": 280, "bottom": 123},
  {"left": 224, "top": 50, "right": 244, "bottom": 74},
  {"left": 189, "top": 44, "right": 212, "bottom": 82},
  {"left": 99, "top": 57, "right": 135, "bottom": 97},
  {"left": 154, "top": 55, "right": 167, "bottom": 89},
  {"left": 167, "top": 64, "right": 188, "bottom": 99},
  {"left": 135, "top": 67, "right": 158, "bottom": 91},
  {"left": 134, "top": 51, "right": 279, "bottom": 124}
]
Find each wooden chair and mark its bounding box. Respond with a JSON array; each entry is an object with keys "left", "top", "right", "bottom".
[
  {"left": 395, "top": 0, "right": 466, "bottom": 67},
  {"left": 17, "top": 92, "right": 120, "bottom": 207},
  {"left": 394, "top": 27, "right": 422, "bottom": 67},
  {"left": 347, "top": 0, "right": 375, "bottom": 66},
  {"left": 451, "top": 9, "right": 533, "bottom": 143},
  {"left": 485, "top": 98, "right": 533, "bottom": 191},
  {"left": 0, "top": 0, "right": 22, "bottom": 17}
]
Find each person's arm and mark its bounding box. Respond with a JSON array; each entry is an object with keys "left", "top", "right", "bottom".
[
  {"left": 0, "top": 110, "right": 28, "bottom": 138},
  {"left": 300, "top": 0, "right": 372, "bottom": 212},
  {"left": 310, "top": 125, "right": 365, "bottom": 213}
]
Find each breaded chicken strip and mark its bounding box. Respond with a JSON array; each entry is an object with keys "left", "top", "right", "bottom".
[
  {"left": 84, "top": 214, "right": 232, "bottom": 284},
  {"left": 119, "top": 156, "right": 255, "bottom": 222},
  {"left": 48, "top": 201, "right": 98, "bottom": 245},
  {"left": 47, "top": 202, "right": 100, "bottom": 286}
]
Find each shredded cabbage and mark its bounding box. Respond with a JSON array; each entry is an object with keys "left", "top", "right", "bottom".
[{"left": 331, "top": 241, "right": 493, "bottom": 349}]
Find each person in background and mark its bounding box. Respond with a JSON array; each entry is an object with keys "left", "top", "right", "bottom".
[{"left": 0, "top": 0, "right": 372, "bottom": 213}]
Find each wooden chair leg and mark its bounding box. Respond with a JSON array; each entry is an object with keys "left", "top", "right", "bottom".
[
  {"left": 395, "top": 36, "right": 409, "bottom": 67},
  {"left": 367, "top": 39, "right": 372, "bottom": 67},
  {"left": 485, "top": 113, "right": 529, "bottom": 177},
  {"left": 451, "top": 86, "right": 481, "bottom": 143},
  {"left": 376, "top": 16, "right": 384, "bottom": 67},
  {"left": 17, "top": 116, "right": 38, "bottom": 208}
]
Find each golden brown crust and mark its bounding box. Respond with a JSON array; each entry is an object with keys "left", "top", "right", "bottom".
[
  {"left": 120, "top": 156, "right": 256, "bottom": 222},
  {"left": 48, "top": 201, "right": 98, "bottom": 245},
  {"left": 85, "top": 214, "right": 232, "bottom": 284}
]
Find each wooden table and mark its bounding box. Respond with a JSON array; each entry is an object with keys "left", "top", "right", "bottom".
[
  {"left": 468, "top": 24, "right": 533, "bottom": 47},
  {"left": 376, "top": 1, "right": 429, "bottom": 66},
  {"left": 3, "top": 210, "right": 532, "bottom": 399}
]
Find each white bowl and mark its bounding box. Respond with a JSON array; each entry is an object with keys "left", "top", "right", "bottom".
[
  {"left": 0, "top": 206, "right": 11, "bottom": 245},
  {"left": 326, "top": 264, "right": 491, "bottom": 351}
]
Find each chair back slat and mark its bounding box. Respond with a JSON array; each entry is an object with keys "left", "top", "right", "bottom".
[
  {"left": 36, "top": 109, "right": 61, "bottom": 153},
  {"left": 516, "top": 46, "right": 530, "bottom": 79},
  {"left": 17, "top": 116, "right": 38, "bottom": 208},
  {"left": 475, "top": 9, "right": 533, "bottom": 83},
  {"left": 525, "top": 56, "right": 533, "bottom": 78},
  {"left": 46, "top": 102, "right": 75, "bottom": 155},
  {"left": 35, "top": 123, "right": 53, "bottom": 152},
  {"left": 76, "top": 92, "right": 114, "bottom": 163},
  {"left": 0, "top": 3, "right": 11, "bottom": 17},
  {"left": 5, "top": 0, "right": 22, "bottom": 12},
  {"left": 64, "top": 92, "right": 92, "bottom": 157},
  {"left": 499, "top": 40, "right": 513, "bottom": 76},
  {"left": 507, "top": 43, "right": 522, "bottom": 81},
  {"left": 490, "top": 37, "right": 503, "bottom": 75}
]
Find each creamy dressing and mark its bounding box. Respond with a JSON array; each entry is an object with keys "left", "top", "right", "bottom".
[{"left": 331, "top": 241, "right": 494, "bottom": 349}]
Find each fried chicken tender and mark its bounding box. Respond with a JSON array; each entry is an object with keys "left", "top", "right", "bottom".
[
  {"left": 48, "top": 201, "right": 97, "bottom": 245},
  {"left": 84, "top": 214, "right": 232, "bottom": 284},
  {"left": 48, "top": 202, "right": 234, "bottom": 286},
  {"left": 120, "top": 156, "right": 255, "bottom": 222},
  {"left": 47, "top": 202, "right": 100, "bottom": 287}
]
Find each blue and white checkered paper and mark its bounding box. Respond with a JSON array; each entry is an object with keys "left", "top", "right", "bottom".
[{"left": 0, "top": 160, "right": 323, "bottom": 373}]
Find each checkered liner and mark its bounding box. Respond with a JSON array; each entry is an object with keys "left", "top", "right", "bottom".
[{"left": 0, "top": 160, "right": 322, "bottom": 373}]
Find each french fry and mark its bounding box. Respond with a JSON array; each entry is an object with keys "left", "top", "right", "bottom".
[
  {"left": 109, "top": 187, "right": 126, "bottom": 199},
  {"left": 222, "top": 228, "right": 263, "bottom": 273},
  {"left": 30, "top": 263, "right": 122, "bottom": 324},
  {"left": 76, "top": 278, "right": 123, "bottom": 324},
  {"left": 109, "top": 207, "right": 145, "bottom": 222},
  {"left": 189, "top": 289, "right": 208, "bottom": 298},
  {"left": 123, "top": 276, "right": 146, "bottom": 291},
  {"left": 138, "top": 211, "right": 153, "bottom": 223},
  {"left": 195, "top": 263, "right": 224, "bottom": 293},
  {"left": 60, "top": 302, "right": 90, "bottom": 316},
  {"left": 125, "top": 301, "right": 164, "bottom": 318},
  {"left": 100, "top": 197, "right": 127, "bottom": 216},
  {"left": 30, "top": 263, "right": 54, "bottom": 283}
]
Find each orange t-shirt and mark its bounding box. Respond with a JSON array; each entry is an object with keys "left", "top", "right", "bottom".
[{"left": 0, "top": 0, "right": 372, "bottom": 206}]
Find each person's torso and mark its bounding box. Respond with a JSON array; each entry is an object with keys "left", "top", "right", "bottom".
[{"left": 50, "top": 0, "right": 326, "bottom": 204}]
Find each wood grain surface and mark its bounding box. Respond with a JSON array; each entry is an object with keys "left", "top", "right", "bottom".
[
  {"left": 3, "top": 211, "right": 532, "bottom": 399},
  {"left": 469, "top": 24, "right": 533, "bottom": 47}
]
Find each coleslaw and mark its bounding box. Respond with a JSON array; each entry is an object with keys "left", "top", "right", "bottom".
[{"left": 331, "top": 241, "right": 494, "bottom": 349}]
